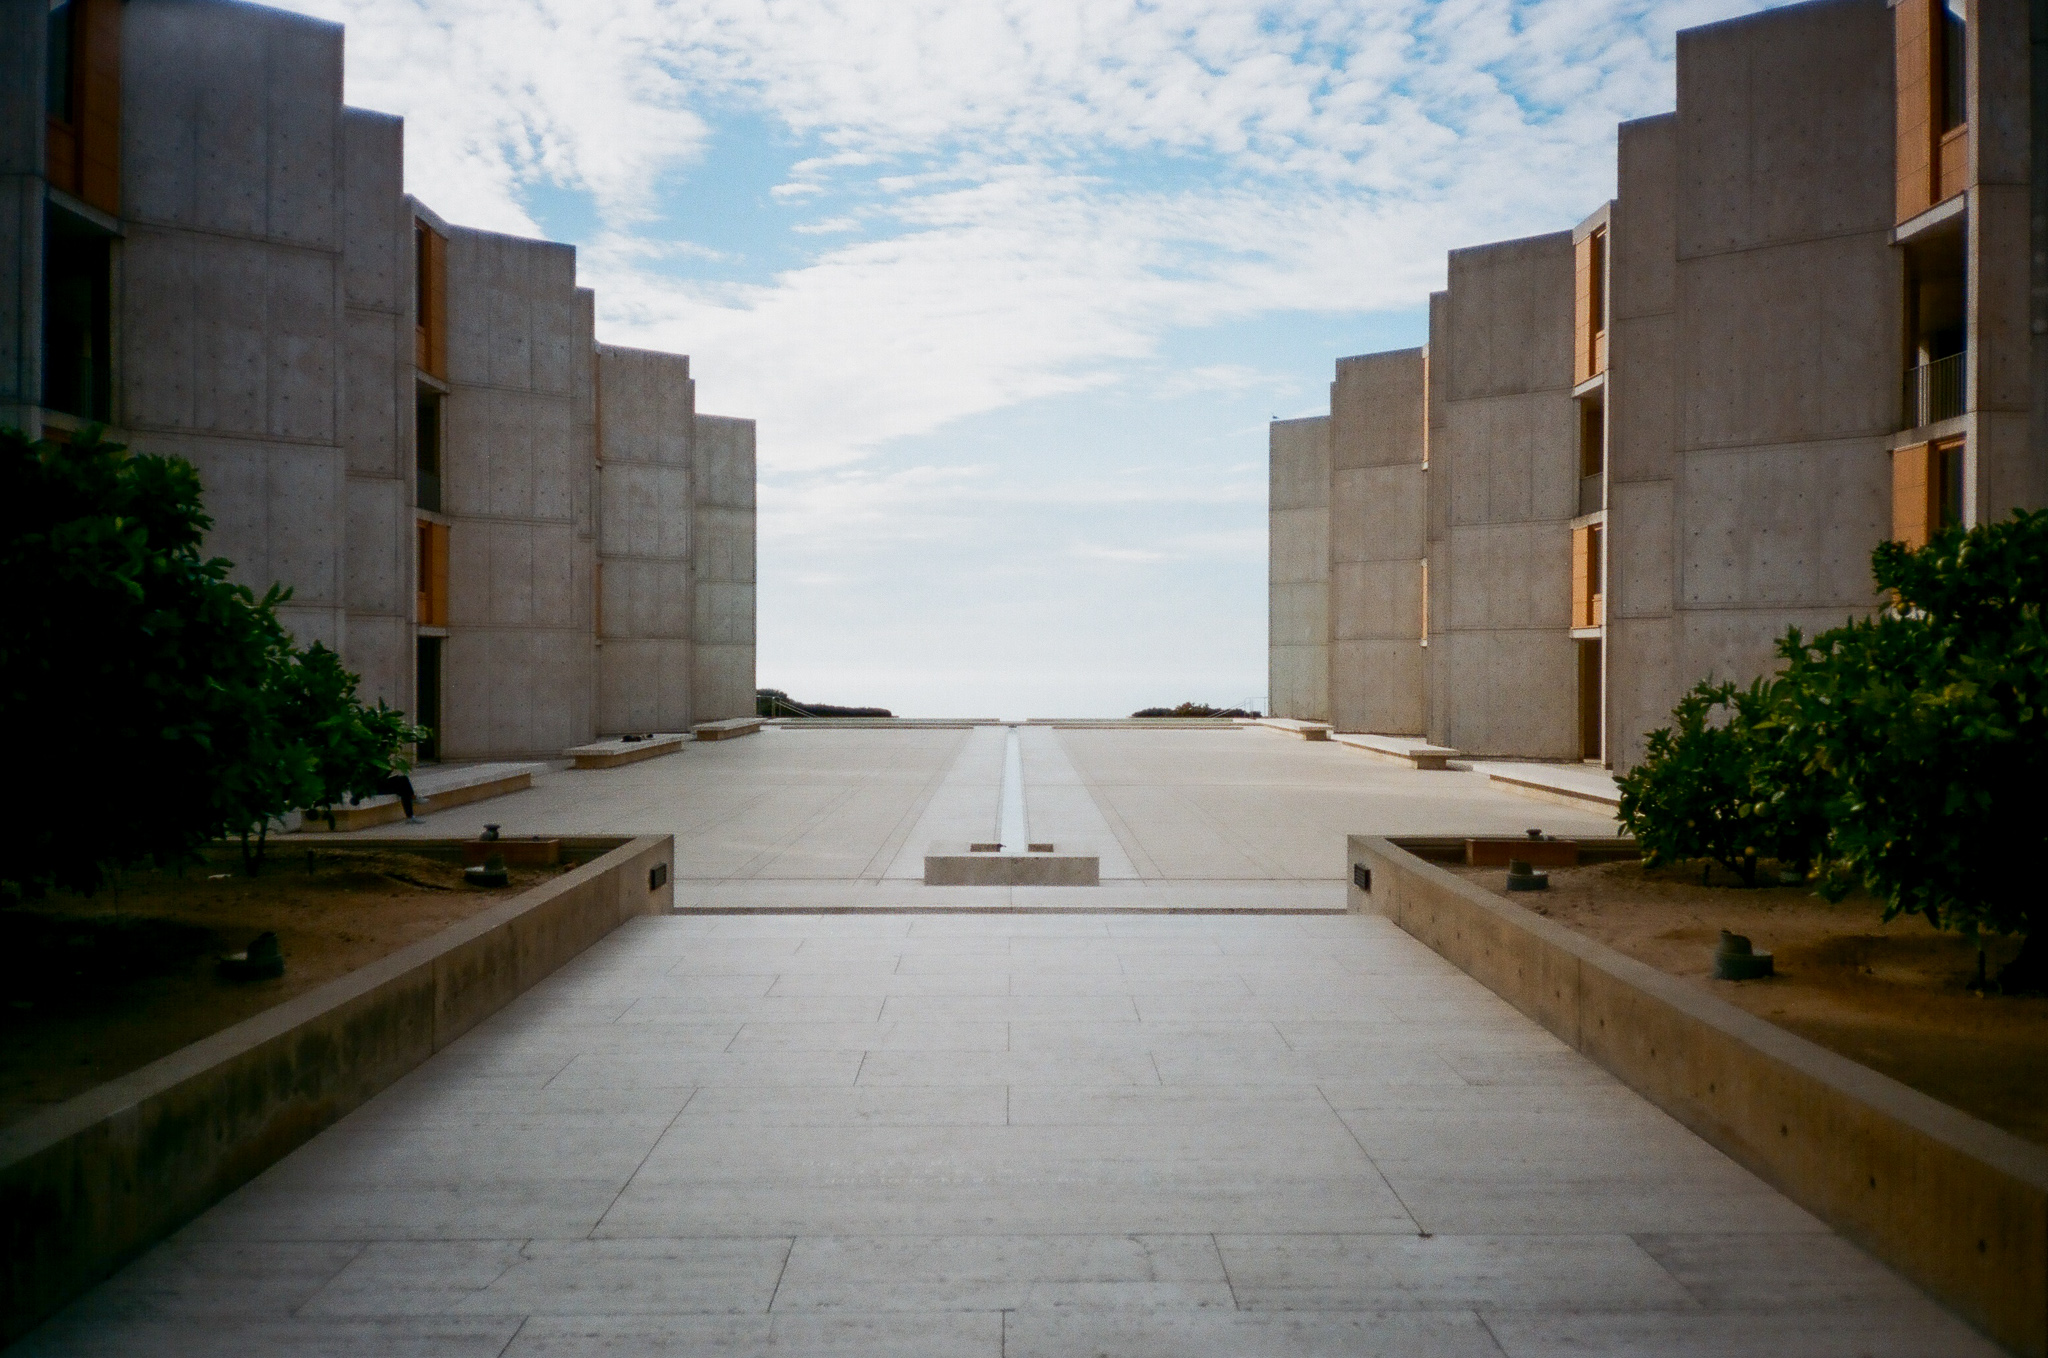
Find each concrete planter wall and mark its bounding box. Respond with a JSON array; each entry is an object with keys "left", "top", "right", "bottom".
[
  {"left": 1349, "top": 835, "right": 2048, "bottom": 1357},
  {"left": 0, "top": 835, "right": 674, "bottom": 1344}
]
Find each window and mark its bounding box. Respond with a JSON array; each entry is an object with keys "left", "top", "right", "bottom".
[
  {"left": 416, "top": 393, "right": 442, "bottom": 512},
  {"left": 1938, "top": 0, "right": 1965, "bottom": 133},
  {"left": 1574, "top": 225, "right": 1608, "bottom": 384},
  {"left": 416, "top": 520, "right": 449, "bottom": 627},
  {"left": 1936, "top": 438, "right": 1964, "bottom": 529},
  {"left": 1579, "top": 398, "right": 1605, "bottom": 479},
  {"left": 414, "top": 637, "right": 442, "bottom": 763},
  {"left": 41, "top": 203, "right": 110, "bottom": 422},
  {"left": 47, "top": 1, "right": 76, "bottom": 121},
  {"left": 1571, "top": 524, "right": 1604, "bottom": 630},
  {"left": 413, "top": 219, "right": 446, "bottom": 378}
]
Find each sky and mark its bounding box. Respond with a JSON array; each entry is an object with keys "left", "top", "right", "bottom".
[{"left": 283, "top": 0, "right": 1778, "bottom": 717}]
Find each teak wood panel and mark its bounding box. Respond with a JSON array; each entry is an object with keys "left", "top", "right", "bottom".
[
  {"left": 44, "top": 0, "right": 121, "bottom": 214},
  {"left": 414, "top": 222, "right": 448, "bottom": 380},
  {"left": 1893, "top": 0, "right": 1968, "bottom": 222},
  {"left": 1571, "top": 525, "right": 1592, "bottom": 629},
  {"left": 1937, "top": 124, "right": 1969, "bottom": 203},
  {"left": 1573, "top": 234, "right": 1595, "bottom": 386},
  {"left": 416, "top": 520, "right": 450, "bottom": 626},
  {"left": 1891, "top": 442, "right": 1937, "bottom": 549}
]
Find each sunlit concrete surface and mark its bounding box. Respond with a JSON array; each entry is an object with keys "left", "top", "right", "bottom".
[
  {"left": 18, "top": 730, "right": 1996, "bottom": 1354},
  {"left": 20, "top": 911, "right": 1996, "bottom": 1356},
  {"left": 365, "top": 726, "right": 1620, "bottom": 911}
]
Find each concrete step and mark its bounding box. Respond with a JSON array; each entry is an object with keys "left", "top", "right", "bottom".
[{"left": 301, "top": 761, "right": 546, "bottom": 832}]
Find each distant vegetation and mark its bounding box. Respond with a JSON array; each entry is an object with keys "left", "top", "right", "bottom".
[
  {"left": 1131, "top": 703, "right": 1261, "bottom": 718},
  {"left": 757, "top": 689, "right": 893, "bottom": 719}
]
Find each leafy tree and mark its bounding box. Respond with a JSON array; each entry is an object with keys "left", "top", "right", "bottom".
[
  {"left": 1, "top": 428, "right": 427, "bottom": 893},
  {"left": 275, "top": 642, "right": 427, "bottom": 833},
  {"left": 1775, "top": 511, "right": 2048, "bottom": 990},
  {"left": 2, "top": 428, "right": 295, "bottom": 896}
]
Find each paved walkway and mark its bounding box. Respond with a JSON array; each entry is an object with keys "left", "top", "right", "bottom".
[
  {"left": 374, "top": 726, "right": 1622, "bottom": 910},
  {"left": 16, "top": 733, "right": 1999, "bottom": 1355}
]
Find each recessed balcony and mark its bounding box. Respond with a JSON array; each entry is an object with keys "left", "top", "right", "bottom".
[{"left": 1903, "top": 350, "right": 1965, "bottom": 430}]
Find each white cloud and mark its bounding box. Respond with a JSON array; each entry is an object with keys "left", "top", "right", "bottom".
[{"left": 279, "top": 0, "right": 1778, "bottom": 469}]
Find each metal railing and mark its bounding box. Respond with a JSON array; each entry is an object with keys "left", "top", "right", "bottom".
[{"left": 1903, "top": 351, "right": 1965, "bottom": 429}]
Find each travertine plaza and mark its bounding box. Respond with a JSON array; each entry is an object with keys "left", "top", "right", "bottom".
[
  {"left": 1271, "top": 0, "right": 2044, "bottom": 770},
  {"left": 6, "top": 726, "right": 2006, "bottom": 1355},
  {"left": 2, "top": 0, "right": 2039, "bottom": 1355}
]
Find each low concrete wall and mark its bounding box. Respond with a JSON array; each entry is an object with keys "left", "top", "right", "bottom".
[
  {"left": 0, "top": 835, "right": 674, "bottom": 1344},
  {"left": 1349, "top": 835, "right": 2048, "bottom": 1358}
]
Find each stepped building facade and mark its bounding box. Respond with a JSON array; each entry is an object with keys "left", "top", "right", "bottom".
[
  {"left": 3, "top": 0, "right": 757, "bottom": 761},
  {"left": 1271, "top": 0, "right": 2042, "bottom": 770}
]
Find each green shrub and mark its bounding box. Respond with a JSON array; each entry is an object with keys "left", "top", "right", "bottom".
[
  {"left": 1617, "top": 677, "right": 1823, "bottom": 887},
  {"left": 1775, "top": 510, "right": 2048, "bottom": 990},
  {"left": 2, "top": 428, "right": 427, "bottom": 894}
]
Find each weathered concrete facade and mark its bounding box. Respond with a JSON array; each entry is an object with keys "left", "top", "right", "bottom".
[
  {"left": 1272, "top": 0, "right": 2037, "bottom": 772},
  {"left": 1330, "top": 351, "right": 1426, "bottom": 736},
  {"left": 596, "top": 344, "right": 695, "bottom": 735},
  {"left": 1266, "top": 416, "right": 1331, "bottom": 723},
  {"left": 2, "top": 0, "right": 757, "bottom": 762},
  {"left": 691, "top": 413, "right": 760, "bottom": 725},
  {"left": 1428, "top": 234, "right": 1580, "bottom": 759}
]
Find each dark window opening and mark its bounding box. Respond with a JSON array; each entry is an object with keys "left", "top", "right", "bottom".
[
  {"left": 1938, "top": 0, "right": 1966, "bottom": 133},
  {"left": 1937, "top": 440, "right": 1965, "bottom": 528},
  {"left": 416, "top": 392, "right": 442, "bottom": 512},
  {"left": 1588, "top": 228, "right": 1607, "bottom": 338},
  {"left": 47, "top": 0, "right": 76, "bottom": 122},
  {"left": 414, "top": 636, "right": 442, "bottom": 763},
  {"left": 1579, "top": 397, "right": 1605, "bottom": 478},
  {"left": 41, "top": 205, "right": 111, "bottom": 422},
  {"left": 1577, "top": 638, "right": 1603, "bottom": 763},
  {"left": 414, "top": 221, "right": 429, "bottom": 325}
]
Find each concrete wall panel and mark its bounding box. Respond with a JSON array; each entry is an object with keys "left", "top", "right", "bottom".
[
  {"left": 1332, "top": 560, "right": 1425, "bottom": 641},
  {"left": 1429, "top": 628, "right": 1579, "bottom": 759},
  {"left": 1680, "top": 239, "right": 1899, "bottom": 450},
  {"left": 1268, "top": 416, "right": 1329, "bottom": 511},
  {"left": 1269, "top": 645, "right": 1329, "bottom": 725},
  {"left": 124, "top": 2, "right": 343, "bottom": 249},
  {"left": 1609, "top": 480, "right": 1675, "bottom": 619},
  {"left": 343, "top": 309, "right": 403, "bottom": 478},
  {"left": 1269, "top": 507, "right": 1329, "bottom": 585},
  {"left": 1331, "top": 466, "right": 1426, "bottom": 564},
  {"left": 1678, "top": 445, "right": 1888, "bottom": 611},
  {"left": 1329, "top": 639, "right": 1425, "bottom": 735},
  {"left": 1269, "top": 581, "right": 1329, "bottom": 649},
  {"left": 1675, "top": 0, "right": 1892, "bottom": 258},
  {"left": 1442, "top": 233, "right": 1574, "bottom": 400},
  {"left": 1608, "top": 614, "right": 1678, "bottom": 770},
  {"left": 1331, "top": 349, "right": 1425, "bottom": 469}
]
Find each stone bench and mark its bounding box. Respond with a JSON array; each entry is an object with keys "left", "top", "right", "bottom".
[
  {"left": 565, "top": 734, "right": 687, "bottom": 769},
  {"left": 692, "top": 717, "right": 764, "bottom": 741},
  {"left": 301, "top": 762, "right": 545, "bottom": 832},
  {"left": 1403, "top": 745, "right": 1462, "bottom": 771}
]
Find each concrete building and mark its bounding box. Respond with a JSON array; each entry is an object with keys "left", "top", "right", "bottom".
[
  {"left": 1271, "top": 0, "right": 2040, "bottom": 771},
  {"left": 4, "top": 0, "right": 757, "bottom": 761}
]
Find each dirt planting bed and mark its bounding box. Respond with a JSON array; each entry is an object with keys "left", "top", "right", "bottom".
[
  {"left": 0, "top": 845, "right": 588, "bottom": 1128},
  {"left": 1451, "top": 859, "right": 2048, "bottom": 1145}
]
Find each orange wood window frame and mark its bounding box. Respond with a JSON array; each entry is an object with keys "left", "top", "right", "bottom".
[
  {"left": 1896, "top": 0, "right": 1967, "bottom": 222},
  {"left": 1571, "top": 525, "right": 1605, "bottom": 629},
  {"left": 45, "top": 0, "right": 121, "bottom": 214},
  {"left": 1573, "top": 229, "right": 1607, "bottom": 386},
  {"left": 414, "top": 221, "right": 448, "bottom": 379},
  {"left": 1892, "top": 442, "right": 1938, "bottom": 549},
  {"left": 416, "top": 520, "right": 449, "bottom": 626}
]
